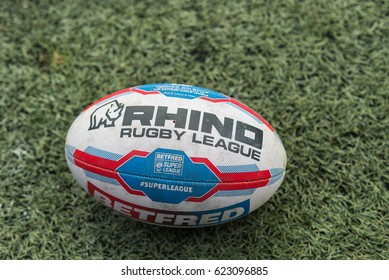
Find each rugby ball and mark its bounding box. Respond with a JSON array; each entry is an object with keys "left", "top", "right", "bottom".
[{"left": 65, "top": 83, "right": 286, "bottom": 227}]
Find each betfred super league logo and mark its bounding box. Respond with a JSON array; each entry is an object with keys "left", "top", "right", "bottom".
[{"left": 89, "top": 100, "right": 124, "bottom": 130}]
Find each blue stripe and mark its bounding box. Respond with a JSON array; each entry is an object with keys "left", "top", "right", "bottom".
[
  {"left": 135, "top": 84, "right": 229, "bottom": 100},
  {"left": 214, "top": 189, "right": 256, "bottom": 197},
  {"left": 65, "top": 145, "right": 76, "bottom": 164},
  {"left": 84, "top": 170, "right": 120, "bottom": 185},
  {"left": 217, "top": 164, "right": 259, "bottom": 173},
  {"left": 65, "top": 152, "right": 74, "bottom": 164},
  {"left": 270, "top": 168, "right": 285, "bottom": 177},
  {"left": 84, "top": 146, "right": 123, "bottom": 161},
  {"left": 65, "top": 144, "right": 76, "bottom": 156},
  {"left": 267, "top": 170, "right": 285, "bottom": 186}
]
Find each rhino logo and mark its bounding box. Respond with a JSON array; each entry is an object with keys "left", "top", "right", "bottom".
[{"left": 89, "top": 100, "right": 124, "bottom": 130}]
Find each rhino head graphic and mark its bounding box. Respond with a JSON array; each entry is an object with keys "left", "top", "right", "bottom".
[{"left": 89, "top": 100, "right": 124, "bottom": 130}]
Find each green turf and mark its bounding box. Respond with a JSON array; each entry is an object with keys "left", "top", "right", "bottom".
[{"left": 1, "top": 0, "right": 388, "bottom": 260}]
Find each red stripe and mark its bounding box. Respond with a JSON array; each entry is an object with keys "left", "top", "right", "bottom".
[
  {"left": 116, "top": 150, "right": 149, "bottom": 167},
  {"left": 128, "top": 88, "right": 161, "bottom": 95},
  {"left": 200, "top": 96, "right": 274, "bottom": 132},
  {"left": 73, "top": 149, "right": 119, "bottom": 172},
  {"left": 217, "top": 179, "right": 269, "bottom": 190},
  {"left": 73, "top": 150, "right": 120, "bottom": 177},
  {"left": 73, "top": 149, "right": 149, "bottom": 172},
  {"left": 74, "top": 149, "right": 147, "bottom": 197},
  {"left": 198, "top": 96, "right": 231, "bottom": 103},
  {"left": 83, "top": 88, "right": 131, "bottom": 111},
  {"left": 191, "top": 157, "right": 271, "bottom": 183},
  {"left": 230, "top": 99, "right": 274, "bottom": 132},
  {"left": 83, "top": 86, "right": 160, "bottom": 112},
  {"left": 187, "top": 156, "right": 271, "bottom": 202}
]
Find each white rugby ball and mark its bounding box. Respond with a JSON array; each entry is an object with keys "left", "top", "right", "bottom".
[{"left": 65, "top": 83, "right": 286, "bottom": 227}]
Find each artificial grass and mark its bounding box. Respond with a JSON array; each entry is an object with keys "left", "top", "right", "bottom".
[{"left": 0, "top": 0, "right": 388, "bottom": 259}]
